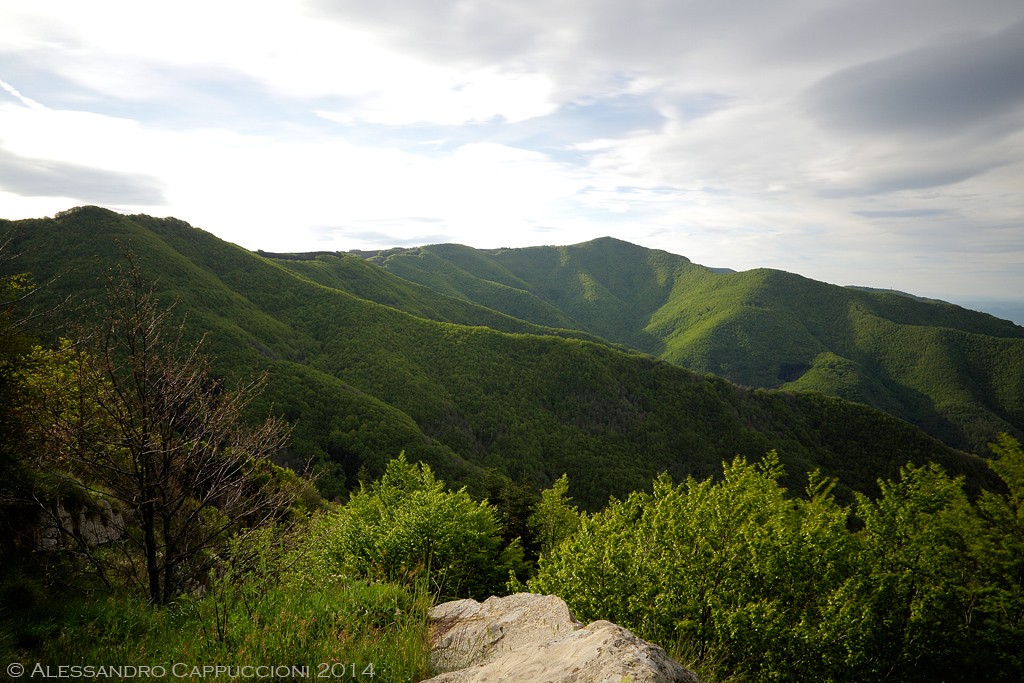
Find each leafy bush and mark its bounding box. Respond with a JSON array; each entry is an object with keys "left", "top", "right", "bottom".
[
  {"left": 313, "top": 455, "right": 527, "bottom": 599},
  {"left": 527, "top": 453, "right": 853, "bottom": 680},
  {"left": 528, "top": 443, "right": 1024, "bottom": 682}
]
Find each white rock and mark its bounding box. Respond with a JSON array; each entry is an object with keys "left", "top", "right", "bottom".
[{"left": 425, "top": 593, "right": 700, "bottom": 683}]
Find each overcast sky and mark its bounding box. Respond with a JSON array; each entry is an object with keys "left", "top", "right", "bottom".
[{"left": 1, "top": 1, "right": 1022, "bottom": 301}]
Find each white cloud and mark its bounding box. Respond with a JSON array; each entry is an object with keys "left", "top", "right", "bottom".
[
  {"left": 1, "top": 0, "right": 559, "bottom": 126},
  {"left": 0, "top": 0, "right": 1022, "bottom": 299},
  {"left": 316, "top": 68, "right": 557, "bottom": 126},
  {"left": 0, "top": 79, "right": 47, "bottom": 110}
]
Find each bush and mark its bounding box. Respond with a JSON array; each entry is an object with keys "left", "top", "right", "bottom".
[
  {"left": 527, "top": 444, "right": 1024, "bottom": 682},
  {"left": 315, "top": 454, "right": 527, "bottom": 600}
]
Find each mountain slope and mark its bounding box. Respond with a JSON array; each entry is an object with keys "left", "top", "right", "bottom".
[
  {"left": 1, "top": 208, "right": 996, "bottom": 507},
  {"left": 362, "top": 238, "right": 1024, "bottom": 453},
  {"left": 261, "top": 249, "right": 608, "bottom": 344},
  {"left": 367, "top": 237, "right": 694, "bottom": 354}
]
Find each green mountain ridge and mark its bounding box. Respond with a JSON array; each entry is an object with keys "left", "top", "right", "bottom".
[
  {"left": 0, "top": 208, "right": 1002, "bottom": 507},
  {"left": 844, "top": 285, "right": 949, "bottom": 304},
  {"left": 357, "top": 237, "right": 1024, "bottom": 454}
]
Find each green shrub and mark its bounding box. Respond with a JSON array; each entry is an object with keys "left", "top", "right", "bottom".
[
  {"left": 314, "top": 455, "right": 527, "bottom": 599},
  {"left": 528, "top": 444, "right": 1024, "bottom": 682}
]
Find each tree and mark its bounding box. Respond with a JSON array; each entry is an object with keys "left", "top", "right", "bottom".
[
  {"left": 21, "top": 254, "right": 294, "bottom": 604},
  {"left": 0, "top": 235, "right": 71, "bottom": 577},
  {"left": 0, "top": 264, "right": 37, "bottom": 564},
  {"left": 968, "top": 435, "right": 1024, "bottom": 679},
  {"left": 528, "top": 473, "right": 580, "bottom": 556},
  {"left": 820, "top": 462, "right": 983, "bottom": 682},
  {"left": 474, "top": 468, "right": 540, "bottom": 558}
]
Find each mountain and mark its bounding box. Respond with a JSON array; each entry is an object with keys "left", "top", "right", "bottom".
[
  {"left": 358, "top": 237, "right": 1024, "bottom": 454},
  {"left": 0, "top": 208, "right": 998, "bottom": 507}
]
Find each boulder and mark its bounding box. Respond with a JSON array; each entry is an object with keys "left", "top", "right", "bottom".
[{"left": 425, "top": 593, "right": 700, "bottom": 683}]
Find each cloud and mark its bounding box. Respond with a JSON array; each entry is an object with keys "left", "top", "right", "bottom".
[
  {"left": 1, "top": 0, "right": 565, "bottom": 128},
  {"left": 803, "top": 19, "right": 1024, "bottom": 136},
  {"left": 1, "top": 0, "right": 1022, "bottom": 301},
  {"left": 853, "top": 208, "right": 955, "bottom": 219},
  {"left": 314, "top": 224, "right": 453, "bottom": 248},
  {"left": 789, "top": 17, "right": 1024, "bottom": 201},
  {"left": 0, "top": 145, "right": 165, "bottom": 204},
  {"left": 0, "top": 78, "right": 47, "bottom": 110},
  {"left": 762, "top": 0, "right": 1024, "bottom": 66},
  {"left": 819, "top": 157, "right": 1011, "bottom": 197},
  {"left": 0, "top": 76, "right": 172, "bottom": 208},
  {"left": 315, "top": 68, "right": 558, "bottom": 126},
  {"left": 307, "top": 0, "right": 797, "bottom": 105}
]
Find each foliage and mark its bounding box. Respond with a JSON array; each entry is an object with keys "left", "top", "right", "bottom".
[
  {"left": 3, "top": 209, "right": 1022, "bottom": 681},
  {"left": 311, "top": 455, "right": 528, "bottom": 600},
  {"left": 0, "top": 262, "right": 36, "bottom": 554},
  {"left": 3, "top": 523, "right": 433, "bottom": 682},
  {"left": 0, "top": 241, "right": 87, "bottom": 588},
  {"left": 1, "top": 208, "right": 1003, "bottom": 510},
  {"left": 274, "top": 251, "right": 600, "bottom": 342},
  {"left": 366, "top": 237, "right": 1024, "bottom": 454},
  {"left": 472, "top": 468, "right": 539, "bottom": 558},
  {"left": 15, "top": 254, "right": 295, "bottom": 604},
  {"left": 527, "top": 474, "right": 580, "bottom": 556},
  {"left": 968, "top": 434, "right": 1024, "bottom": 677},
  {"left": 528, "top": 443, "right": 1024, "bottom": 682},
  {"left": 814, "top": 463, "right": 978, "bottom": 680}
]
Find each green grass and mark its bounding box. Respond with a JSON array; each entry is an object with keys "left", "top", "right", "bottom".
[{"left": 2, "top": 577, "right": 433, "bottom": 682}]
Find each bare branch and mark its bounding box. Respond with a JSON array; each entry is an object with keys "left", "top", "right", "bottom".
[{"left": 19, "top": 250, "right": 295, "bottom": 603}]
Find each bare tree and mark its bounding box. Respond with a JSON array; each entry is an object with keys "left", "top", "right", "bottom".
[{"left": 25, "top": 252, "right": 294, "bottom": 603}]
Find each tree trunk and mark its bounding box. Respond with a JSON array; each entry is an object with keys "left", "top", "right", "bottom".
[{"left": 141, "top": 494, "right": 161, "bottom": 604}]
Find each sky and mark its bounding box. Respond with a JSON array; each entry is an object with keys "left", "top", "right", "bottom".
[{"left": 1, "top": 1, "right": 1022, "bottom": 304}]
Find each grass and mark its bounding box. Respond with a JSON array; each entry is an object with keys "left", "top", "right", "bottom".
[{"left": 2, "top": 575, "right": 435, "bottom": 683}]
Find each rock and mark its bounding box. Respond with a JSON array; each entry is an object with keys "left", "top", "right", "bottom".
[
  {"left": 76, "top": 499, "right": 125, "bottom": 546},
  {"left": 424, "top": 593, "right": 700, "bottom": 683},
  {"left": 430, "top": 593, "right": 582, "bottom": 672},
  {"left": 37, "top": 501, "right": 126, "bottom": 550}
]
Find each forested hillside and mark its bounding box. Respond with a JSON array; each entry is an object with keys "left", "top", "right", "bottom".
[
  {"left": 0, "top": 207, "right": 999, "bottom": 507},
  {"left": 361, "top": 237, "right": 1024, "bottom": 454},
  {"left": 4, "top": 207, "right": 1023, "bottom": 681}
]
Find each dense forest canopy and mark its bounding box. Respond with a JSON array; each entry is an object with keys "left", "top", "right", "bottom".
[
  {"left": 355, "top": 236, "right": 1024, "bottom": 455},
  {"left": 0, "top": 207, "right": 1011, "bottom": 508}
]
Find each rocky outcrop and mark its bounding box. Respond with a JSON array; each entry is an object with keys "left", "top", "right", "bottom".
[
  {"left": 37, "top": 500, "right": 126, "bottom": 550},
  {"left": 425, "top": 593, "right": 700, "bottom": 683}
]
